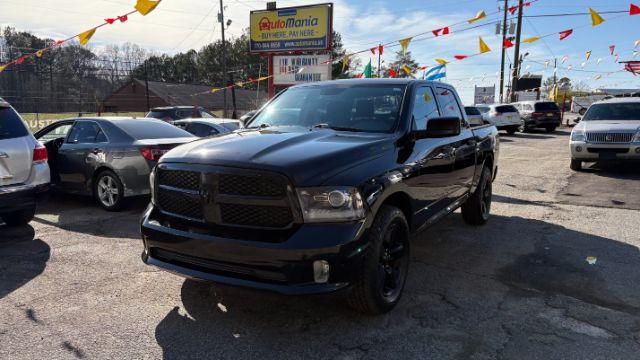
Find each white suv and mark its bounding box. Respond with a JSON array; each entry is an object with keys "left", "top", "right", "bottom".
[
  {"left": 0, "top": 99, "right": 50, "bottom": 226},
  {"left": 570, "top": 98, "right": 640, "bottom": 171},
  {"left": 476, "top": 104, "right": 521, "bottom": 135}
]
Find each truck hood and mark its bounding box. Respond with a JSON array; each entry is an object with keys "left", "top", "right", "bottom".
[
  {"left": 160, "top": 127, "right": 394, "bottom": 186},
  {"left": 579, "top": 120, "right": 640, "bottom": 132}
]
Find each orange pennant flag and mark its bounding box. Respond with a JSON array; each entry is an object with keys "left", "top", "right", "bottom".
[
  {"left": 135, "top": 0, "right": 161, "bottom": 16},
  {"left": 522, "top": 36, "right": 540, "bottom": 44},
  {"left": 585, "top": 51, "right": 592, "bottom": 61},
  {"left": 36, "top": 50, "right": 44, "bottom": 58},
  {"left": 78, "top": 28, "right": 96, "bottom": 46},
  {"left": 0, "top": 64, "right": 6, "bottom": 73}
]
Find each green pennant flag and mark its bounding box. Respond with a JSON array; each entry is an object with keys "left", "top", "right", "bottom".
[{"left": 364, "top": 59, "right": 372, "bottom": 78}]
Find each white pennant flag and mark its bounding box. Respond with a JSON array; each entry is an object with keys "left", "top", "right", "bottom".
[
  {"left": 597, "top": 58, "right": 603, "bottom": 65},
  {"left": 561, "top": 56, "right": 568, "bottom": 64},
  {"left": 581, "top": 62, "right": 587, "bottom": 68}
]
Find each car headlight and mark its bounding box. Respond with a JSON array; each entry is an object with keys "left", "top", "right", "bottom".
[
  {"left": 297, "top": 187, "right": 365, "bottom": 223},
  {"left": 571, "top": 129, "right": 585, "bottom": 142},
  {"left": 149, "top": 166, "right": 156, "bottom": 205}
]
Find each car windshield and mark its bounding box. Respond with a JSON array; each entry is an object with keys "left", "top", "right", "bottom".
[
  {"left": 535, "top": 102, "right": 560, "bottom": 111},
  {"left": 465, "top": 107, "right": 481, "bottom": 116},
  {"left": 117, "top": 119, "right": 194, "bottom": 139},
  {"left": 0, "top": 106, "right": 29, "bottom": 140},
  {"left": 583, "top": 103, "right": 640, "bottom": 121},
  {"left": 247, "top": 84, "right": 406, "bottom": 133}
]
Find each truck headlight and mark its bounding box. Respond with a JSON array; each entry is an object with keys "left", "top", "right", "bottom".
[
  {"left": 633, "top": 130, "right": 640, "bottom": 142},
  {"left": 149, "top": 166, "right": 156, "bottom": 205},
  {"left": 296, "top": 187, "right": 365, "bottom": 223},
  {"left": 571, "top": 130, "right": 585, "bottom": 142}
]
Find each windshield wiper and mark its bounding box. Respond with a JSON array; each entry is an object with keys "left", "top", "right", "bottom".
[{"left": 312, "top": 123, "right": 364, "bottom": 132}]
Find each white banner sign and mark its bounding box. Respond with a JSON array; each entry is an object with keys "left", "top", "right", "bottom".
[
  {"left": 474, "top": 86, "right": 495, "bottom": 104},
  {"left": 273, "top": 54, "right": 331, "bottom": 85}
]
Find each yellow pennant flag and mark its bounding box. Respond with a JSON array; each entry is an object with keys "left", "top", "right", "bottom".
[
  {"left": 479, "top": 37, "right": 491, "bottom": 54},
  {"left": 258, "top": 76, "right": 270, "bottom": 81},
  {"left": 585, "top": 51, "right": 592, "bottom": 61},
  {"left": 78, "top": 28, "right": 96, "bottom": 46},
  {"left": 136, "top": 0, "right": 161, "bottom": 16},
  {"left": 522, "top": 36, "right": 540, "bottom": 44},
  {"left": 401, "top": 65, "right": 412, "bottom": 75},
  {"left": 236, "top": 82, "right": 244, "bottom": 87},
  {"left": 341, "top": 55, "right": 350, "bottom": 72},
  {"left": 211, "top": 88, "right": 222, "bottom": 93},
  {"left": 399, "top": 38, "right": 412, "bottom": 56},
  {"left": 0, "top": 64, "right": 6, "bottom": 73},
  {"left": 589, "top": 8, "right": 605, "bottom": 27},
  {"left": 36, "top": 50, "right": 44, "bottom": 58},
  {"left": 635, "top": 39, "right": 640, "bottom": 48},
  {"left": 594, "top": 74, "right": 602, "bottom": 80},
  {"left": 468, "top": 10, "right": 486, "bottom": 23},
  {"left": 435, "top": 58, "right": 448, "bottom": 65},
  {"left": 424, "top": 93, "right": 432, "bottom": 102}
]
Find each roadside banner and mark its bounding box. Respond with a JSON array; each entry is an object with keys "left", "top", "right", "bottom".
[{"left": 273, "top": 54, "right": 331, "bottom": 85}]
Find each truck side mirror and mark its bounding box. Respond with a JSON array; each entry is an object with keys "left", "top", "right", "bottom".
[{"left": 413, "top": 117, "right": 462, "bottom": 139}]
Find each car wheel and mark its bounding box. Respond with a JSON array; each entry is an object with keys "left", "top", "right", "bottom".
[
  {"left": 570, "top": 159, "right": 582, "bottom": 171},
  {"left": 347, "top": 205, "right": 410, "bottom": 315},
  {"left": 462, "top": 165, "right": 492, "bottom": 226},
  {"left": 545, "top": 126, "right": 557, "bottom": 133},
  {"left": 2, "top": 207, "right": 36, "bottom": 226},
  {"left": 506, "top": 127, "right": 517, "bottom": 135},
  {"left": 94, "top": 169, "right": 126, "bottom": 211}
]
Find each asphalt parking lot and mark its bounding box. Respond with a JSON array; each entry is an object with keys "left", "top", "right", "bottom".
[{"left": 2, "top": 126, "right": 640, "bottom": 359}]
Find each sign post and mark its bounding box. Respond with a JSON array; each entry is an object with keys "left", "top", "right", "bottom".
[{"left": 250, "top": 3, "right": 333, "bottom": 98}]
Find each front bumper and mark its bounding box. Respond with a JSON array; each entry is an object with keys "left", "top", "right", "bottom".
[
  {"left": 0, "top": 183, "right": 49, "bottom": 213},
  {"left": 140, "top": 204, "right": 369, "bottom": 295},
  {"left": 570, "top": 141, "right": 640, "bottom": 161}
]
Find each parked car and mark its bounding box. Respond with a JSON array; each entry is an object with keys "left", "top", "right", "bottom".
[
  {"left": 140, "top": 79, "right": 500, "bottom": 314},
  {"left": 569, "top": 98, "right": 640, "bottom": 171},
  {"left": 0, "top": 98, "right": 50, "bottom": 226},
  {"left": 476, "top": 104, "right": 521, "bottom": 134},
  {"left": 34, "top": 117, "right": 195, "bottom": 211},
  {"left": 239, "top": 110, "right": 257, "bottom": 123},
  {"left": 464, "top": 106, "right": 485, "bottom": 126},
  {"left": 146, "top": 106, "right": 218, "bottom": 122},
  {"left": 513, "top": 100, "right": 561, "bottom": 133},
  {"left": 173, "top": 118, "right": 242, "bottom": 137}
]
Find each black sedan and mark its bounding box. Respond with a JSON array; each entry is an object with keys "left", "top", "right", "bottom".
[{"left": 34, "top": 117, "right": 195, "bottom": 211}]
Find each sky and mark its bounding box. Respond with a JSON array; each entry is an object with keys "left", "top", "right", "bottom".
[{"left": 2, "top": 0, "right": 640, "bottom": 103}]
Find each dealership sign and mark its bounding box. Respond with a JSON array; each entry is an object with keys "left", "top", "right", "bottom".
[
  {"left": 249, "top": 4, "right": 333, "bottom": 53},
  {"left": 273, "top": 54, "right": 331, "bottom": 85}
]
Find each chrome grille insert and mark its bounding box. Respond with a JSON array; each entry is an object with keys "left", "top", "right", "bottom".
[{"left": 586, "top": 132, "right": 634, "bottom": 143}]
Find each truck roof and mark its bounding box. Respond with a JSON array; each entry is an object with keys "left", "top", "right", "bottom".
[{"left": 291, "top": 78, "right": 455, "bottom": 88}]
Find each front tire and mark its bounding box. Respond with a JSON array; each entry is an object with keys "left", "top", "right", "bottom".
[
  {"left": 94, "top": 169, "right": 126, "bottom": 211},
  {"left": 462, "top": 165, "right": 492, "bottom": 226},
  {"left": 570, "top": 159, "right": 582, "bottom": 171},
  {"left": 545, "top": 126, "right": 557, "bottom": 133},
  {"left": 347, "top": 206, "right": 410, "bottom": 315},
  {"left": 506, "top": 126, "right": 517, "bottom": 135},
  {"left": 2, "top": 207, "right": 36, "bottom": 226}
]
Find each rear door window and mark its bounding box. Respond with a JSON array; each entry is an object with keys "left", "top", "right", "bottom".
[
  {"left": 535, "top": 102, "right": 559, "bottom": 111},
  {"left": 66, "top": 121, "right": 103, "bottom": 144},
  {"left": 0, "top": 106, "right": 29, "bottom": 140},
  {"left": 187, "top": 123, "right": 217, "bottom": 137},
  {"left": 436, "top": 87, "right": 464, "bottom": 119},
  {"left": 465, "top": 107, "right": 481, "bottom": 116},
  {"left": 412, "top": 87, "right": 440, "bottom": 130},
  {"left": 38, "top": 123, "right": 74, "bottom": 142}
]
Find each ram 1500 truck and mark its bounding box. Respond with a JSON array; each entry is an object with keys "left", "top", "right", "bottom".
[{"left": 140, "top": 79, "right": 499, "bottom": 314}]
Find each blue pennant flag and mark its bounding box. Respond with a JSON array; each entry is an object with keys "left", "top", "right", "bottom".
[{"left": 424, "top": 64, "right": 446, "bottom": 81}]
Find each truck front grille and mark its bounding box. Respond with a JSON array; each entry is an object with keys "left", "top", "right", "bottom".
[
  {"left": 155, "top": 167, "right": 297, "bottom": 230},
  {"left": 586, "top": 132, "right": 634, "bottom": 143}
]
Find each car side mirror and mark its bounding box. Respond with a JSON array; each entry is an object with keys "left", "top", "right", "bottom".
[{"left": 413, "top": 117, "right": 462, "bottom": 139}]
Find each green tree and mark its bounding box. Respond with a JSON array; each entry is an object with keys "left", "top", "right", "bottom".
[{"left": 387, "top": 50, "right": 419, "bottom": 78}]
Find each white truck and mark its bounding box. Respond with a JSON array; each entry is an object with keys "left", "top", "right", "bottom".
[{"left": 571, "top": 95, "right": 609, "bottom": 115}]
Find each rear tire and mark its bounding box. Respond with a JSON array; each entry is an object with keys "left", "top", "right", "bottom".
[
  {"left": 94, "top": 169, "right": 126, "bottom": 211},
  {"left": 506, "top": 127, "right": 517, "bottom": 135},
  {"left": 462, "top": 166, "right": 492, "bottom": 226},
  {"left": 2, "top": 207, "right": 36, "bottom": 226},
  {"left": 347, "top": 206, "right": 410, "bottom": 315},
  {"left": 570, "top": 159, "right": 582, "bottom": 171},
  {"left": 545, "top": 126, "right": 557, "bottom": 133}
]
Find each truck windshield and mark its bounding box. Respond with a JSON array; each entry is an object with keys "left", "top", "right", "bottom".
[
  {"left": 583, "top": 103, "right": 640, "bottom": 121},
  {"left": 247, "top": 84, "right": 406, "bottom": 133}
]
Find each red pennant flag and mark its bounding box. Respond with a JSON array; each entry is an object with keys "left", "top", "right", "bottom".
[
  {"left": 118, "top": 15, "right": 128, "bottom": 22},
  {"left": 370, "top": 47, "right": 376, "bottom": 55},
  {"left": 609, "top": 45, "right": 616, "bottom": 55},
  {"left": 559, "top": 29, "right": 573, "bottom": 41},
  {"left": 15, "top": 57, "right": 25, "bottom": 64},
  {"left": 433, "top": 28, "right": 442, "bottom": 36},
  {"left": 440, "top": 90, "right": 449, "bottom": 96},
  {"left": 454, "top": 55, "right": 468, "bottom": 60},
  {"left": 503, "top": 38, "right": 514, "bottom": 48},
  {"left": 630, "top": 3, "right": 640, "bottom": 15},
  {"left": 388, "top": 69, "right": 398, "bottom": 78},
  {"left": 419, "top": 66, "right": 428, "bottom": 70},
  {"left": 355, "top": 73, "right": 363, "bottom": 78},
  {"left": 432, "top": 27, "right": 450, "bottom": 37},
  {"left": 55, "top": 40, "right": 64, "bottom": 45},
  {"left": 105, "top": 18, "right": 116, "bottom": 24},
  {"left": 378, "top": 45, "right": 384, "bottom": 55},
  {"left": 509, "top": 6, "right": 518, "bottom": 14},
  {"left": 442, "top": 27, "right": 449, "bottom": 35}
]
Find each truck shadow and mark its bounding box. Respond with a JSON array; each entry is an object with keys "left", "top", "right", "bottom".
[
  {"left": 31, "top": 192, "right": 148, "bottom": 239},
  {"left": 153, "top": 214, "right": 640, "bottom": 358},
  {"left": 0, "top": 224, "right": 50, "bottom": 299}
]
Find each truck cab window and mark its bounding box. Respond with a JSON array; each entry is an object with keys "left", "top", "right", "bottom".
[{"left": 412, "top": 87, "right": 440, "bottom": 130}]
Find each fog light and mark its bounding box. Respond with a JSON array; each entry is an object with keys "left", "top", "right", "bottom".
[
  {"left": 313, "top": 260, "right": 330, "bottom": 283},
  {"left": 635, "top": 147, "right": 640, "bottom": 154},
  {"left": 576, "top": 146, "right": 583, "bottom": 152}
]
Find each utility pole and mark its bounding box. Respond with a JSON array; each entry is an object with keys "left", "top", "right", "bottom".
[
  {"left": 510, "top": 0, "right": 524, "bottom": 103},
  {"left": 218, "top": 0, "right": 228, "bottom": 117},
  {"left": 499, "top": 0, "right": 508, "bottom": 102}
]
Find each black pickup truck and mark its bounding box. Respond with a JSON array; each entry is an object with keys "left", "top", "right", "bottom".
[{"left": 140, "top": 79, "right": 499, "bottom": 314}]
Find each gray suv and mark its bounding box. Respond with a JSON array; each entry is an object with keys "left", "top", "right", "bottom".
[{"left": 0, "top": 99, "right": 50, "bottom": 226}]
